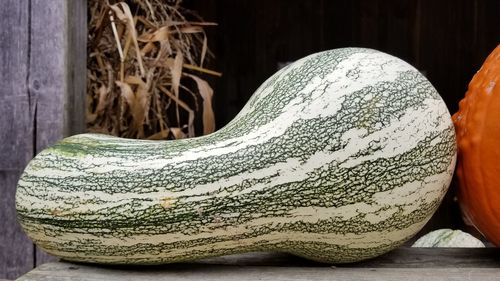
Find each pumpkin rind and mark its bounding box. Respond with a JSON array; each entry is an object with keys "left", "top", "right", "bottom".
[
  {"left": 453, "top": 44, "right": 500, "bottom": 246},
  {"left": 16, "top": 48, "right": 456, "bottom": 264}
]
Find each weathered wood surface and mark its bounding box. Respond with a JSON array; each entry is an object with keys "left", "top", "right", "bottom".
[
  {"left": 0, "top": 171, "right": 34, "bottom": 280},
  {"left": 192, "top": 248, "right": 500, "bottom": 268},
  {"left": 30, "top": 0, "right": 66, "bottom": 154},
  {"left": 189, "top": 0, "right": 500, "bottom": 128},
  {"left": 0, "top": 0, "right": 33, "bottom": 171},
  {"left": 0, "top": 0, "right": 87, "bottom": 279},
  {"left": 30, "top": 0, "right": 87, "bottom": 154},
  {"left": 65, "top": 0, "right": 88, "bottom": 137},
  {"left": 15, "top": 249, "right": 500, "bottom": 281},
  {"left": 0, "top": 1, "right": 35, "bottom": 280},
  {"left": 16, "top": 265, "right": 500, "bottom": 281},
  {"left": 28, "top": 0, "right": 87, "bottom": 265}
]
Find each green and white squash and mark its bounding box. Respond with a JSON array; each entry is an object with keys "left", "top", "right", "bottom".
[
  {"left": 412, "top": 229, "right": 485, "bottom": 248},
  {"left": 16, "top": 48, "right": 456, "bottom": 264}
]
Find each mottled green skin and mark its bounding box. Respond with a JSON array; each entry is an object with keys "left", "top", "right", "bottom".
[{"left": 16, "top": 48, "right": 456, "bottom": 264}]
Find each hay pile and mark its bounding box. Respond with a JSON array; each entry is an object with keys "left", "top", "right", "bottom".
[{"left": 87, "top": 0, "right": 219, "bottom": 139}]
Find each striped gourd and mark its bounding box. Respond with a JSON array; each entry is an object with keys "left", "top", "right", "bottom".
[
  {"left": 412, "top": 229, "right": 485, "bottom": 248},
  {"left": 16, "top": 48, "right": 456, "bottom": 264}
]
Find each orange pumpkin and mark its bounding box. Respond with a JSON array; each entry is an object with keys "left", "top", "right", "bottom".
[{"left": 453, "top": 44, "right": 500, "bottom": 245}]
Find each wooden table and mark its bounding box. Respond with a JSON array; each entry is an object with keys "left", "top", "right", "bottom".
[{"left": 16, "top": 248, "right": 500, "bottom": 281}]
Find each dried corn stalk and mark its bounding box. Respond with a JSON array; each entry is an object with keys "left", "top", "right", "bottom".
[{"left": 87, "top": 0, "right": 220, "bottom": 139}]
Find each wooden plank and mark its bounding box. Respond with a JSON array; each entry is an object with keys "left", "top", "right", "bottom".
[
  {"left": 29, "top": 0, "right": 66, "bottom": 153},
  {"left": 15, "top": 261, "right": 500, "bottom": 281},
  {"left": 0, "top": 97, "right": 33, "bottom": 170},
  {"left": 14, "top": 248, "right": 500, "bottom": 281},
  {"left": 189, "top": 0, "right": 499, "bottom": 143},
  {"left": 29, "top": 0, "right": 87, "bottom": 150},
  {"left": 193, "top": 248, "right": 500, "bottom": 268},
  {"left": 65, "top": 0, "right": 87, "bottom": 136},
  {"left": 8, "top": 247, "right": 500, "bottom": 272},
  {"left": 416, "top": 0, "right": 477, "bottom": 113},
  {"left": 0, "top": 171, "right": 34, "bottom": 280},
  {"left": 34, "top": 249, "right": 56, "bottom": 268},
  {"left": 0, "top": 0, "right": 35, "bottom": 279},
  {"left": 352, "top": 248, "right": 500, "bottom": 268},
  {"left": 322, "top": 0, "right": 357, "bottom": 48},
  {"left": 0, "top": 0, "right": 87, "bottom": 276},
  {"left": 208, "top": 0, "right": 258, "bottom": 127},
  {"left": 29, "top": 0, "right": 66, "bottom": 266},
  {"left": 28, "top": 0, "right": 87, "bottom": 265},
  {"left": 0, "top": 0, "right": 33, "bottom": 171},
  {"left": 253, "top": 0, "right": 325, "bottom": 71}
]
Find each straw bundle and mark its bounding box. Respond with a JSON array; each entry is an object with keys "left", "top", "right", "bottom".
[{"left": 87, "top": 0, "right": 219, "bottom": 140}]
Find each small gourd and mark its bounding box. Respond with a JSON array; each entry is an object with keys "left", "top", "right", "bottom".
[{"left": 412, "top": 229, "right": 485, "bottom": 248}]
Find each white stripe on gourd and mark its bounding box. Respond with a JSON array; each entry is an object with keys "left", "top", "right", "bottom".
[{"left": 16, "top": 48, "right": 456, "bottom": 264}]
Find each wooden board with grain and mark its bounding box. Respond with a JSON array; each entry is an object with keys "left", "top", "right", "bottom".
[
  {"left": 30, "top": 0, "right": 87, "bottom": 154},
  {"left": 15, "top": 249, "right": 500, "bottom": 281},
  {"left": 0, "top": 0, "right": 87, "bottom": 279},
  {"left": 16, "top": 265, "right": 500, "bottom": 281},
  {"left": 29, "top": 0, "right": 66, "bottom": 154},
  {"left": 0, "top": 0, "right": 33, "bottom": 171},
  {"left": 0, "top": 1, "right": 35, "bottom": 280},
  {"left": 0, "top": 171, "right": 34, "bottom": 280},
  {"left": 28, "top": 0, "right": 88, "bottom": 265},
  {"left": 191, "top": 248, "right": 500, "bottom": 268}
]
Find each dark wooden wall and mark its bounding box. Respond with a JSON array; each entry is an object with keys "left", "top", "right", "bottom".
[
  {"left": 0, "top": 0, "right": 87, "bottom": 279},
  {"left": 187, "top": 0, "right": 500, "bottom": 233},
  {"left": 188, "top": 0, "right": 499, "bottom": 127}
]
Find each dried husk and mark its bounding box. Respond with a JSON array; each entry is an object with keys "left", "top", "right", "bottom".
[{"left": 87, "top": 0, "right": 220, "bottom": 140}]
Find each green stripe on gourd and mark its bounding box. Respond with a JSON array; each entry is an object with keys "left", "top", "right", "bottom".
[{"left": 16, "top": 48, "right": 456, "bottom": 264}]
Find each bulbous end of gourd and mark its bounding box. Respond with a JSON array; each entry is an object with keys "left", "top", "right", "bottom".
[{"left": 16, "top": 48, "right": 456, "bottom": 264}]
